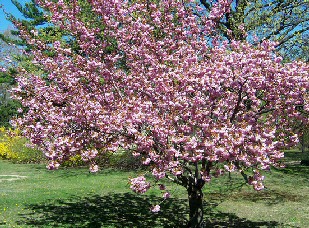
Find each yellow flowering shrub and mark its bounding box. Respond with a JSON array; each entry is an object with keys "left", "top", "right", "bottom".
[
  {"left": 0, "top": 127, "right": 45, "bottom": 163},
  {"left": 0, "top": 127, "right": 17, "bottom": 159},
  {"left": 0, "top": 126, "right": 6, "bottom": 133},
  {"left": 0, "top": 142, "right": 11, "bottom": 158},
  {"left": 62, "top": 155, "right": 86, "bottom": 167}
]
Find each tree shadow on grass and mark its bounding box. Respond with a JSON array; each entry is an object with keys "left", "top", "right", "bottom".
[
  {"left": 228, "top": 188, "right": 303, "bottom": 206},
  {"left": 280, "top": 151, "right": 309, "bottom": 177},
  {"left": 18, "top": 193, "right": 280, "bottom": 228},
  {"left": 279, "top": 164, "right": 309, "bottom": 178}
]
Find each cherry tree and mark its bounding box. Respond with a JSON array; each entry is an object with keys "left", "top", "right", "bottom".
[{"left": 11, "top": 0, "right": 309, "bottom": 227}]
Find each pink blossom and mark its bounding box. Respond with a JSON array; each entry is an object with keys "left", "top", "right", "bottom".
[
  {"left": 163, "top": 192, "right": 171, "bottom": 199},
  {"left": 151, "top": 205, "right": 160, "bottom": 213},
  {"left": 89, "top": 164, "right": 99, "bottom": 173},
  {"left": 224, "top": 164, "right": 236, "bottom": 172},
  {"left": 159, "top": 184, "right": 166, "bottom": 190},
  {"left": 253, "top": 182, "right": 265, "bottom": 191},
  {"left": 30, "top": 29, "right": 39, "bottom": 36},
  {"left": 253, "top": 170, "right": 265, "bottom": 181},
  {"left": 46, "top": 161, "right": 60, "bottom": 170},
  {"left": 202, "top": 175, "right": 211, "bottom": 182},
  {"left": 152, "top": 168, "right": 166, "bottom": 179},
  {"left": 142, "top": 158, "right": 151, "bottom": 165},
  {"left": 130, "top": 176, "right": 150, "bottom": 194},
  {"left": 214, "top": 169, "right": 224, "bottom": 178}
]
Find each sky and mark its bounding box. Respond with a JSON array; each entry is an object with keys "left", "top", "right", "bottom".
[{"left": 0, "top": 0, "right": 27, "bottom": 32}]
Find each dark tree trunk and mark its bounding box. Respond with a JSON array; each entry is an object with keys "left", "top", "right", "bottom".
[
  {"left": 187, "top": 184, "right": 204, "bottom": 228},
  {"left": 301, "top": 134, "right": 305, "bottom": 153}
]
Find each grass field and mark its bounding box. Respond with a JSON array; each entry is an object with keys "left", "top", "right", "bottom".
[{"left": 0, "top": 151, "right": 309, "bottom": 227}]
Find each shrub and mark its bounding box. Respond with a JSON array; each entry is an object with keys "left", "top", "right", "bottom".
[
  {"left": 62, "top": 155, "right": 86, "bottom": 167},
  {"left": 60, "top": 150, "right": 143, "bottom": 170},
  {"left": 101, "top": 150, "right": 144, "bottom": 171},
  {"left": 0, "top": 126, "right": 142, "bottom": 168},
  {"left": 0, "top": 127, "right": 141, "bottom": 169},
  {"left": 0, "top": 127, "right": 46, "bottom": 163},
  {"left": 0, "top": 141, "right": 12, "bottom": 159}
]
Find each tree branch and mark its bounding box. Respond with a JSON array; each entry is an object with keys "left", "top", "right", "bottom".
[
  {"left": 230, "top": 83, "right": 244, "bottom": 123},
  {"left": 199, "top": 0, "right": 211, "bottom": 11}
]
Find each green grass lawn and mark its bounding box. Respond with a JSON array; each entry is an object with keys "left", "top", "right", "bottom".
[{"left": 0, "top": 151, "right": 309, "bottom": 227}]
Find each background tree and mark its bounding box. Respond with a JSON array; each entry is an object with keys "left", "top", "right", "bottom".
[
  {"left": 11, "top": 0, "right": 309, "bottom": 227},
  {"left": 199, "top": 0, "right": 309, "bottom": 61},
  {"left": 245, "top": 0, "right": 308, "bottom": 62},
  {"left": 0, "top": 26, "right": 22, "bottom": 127},
  {"left": 0, "top": 0, "right": 46, "bottom": 127}
]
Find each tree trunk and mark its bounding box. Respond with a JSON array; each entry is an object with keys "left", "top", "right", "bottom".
[
  {"left": 301, "top": 134, "right": 305, "bottom": 153},
  {"left": 187, "top": 188, "right": 204, "bottom": 228}
]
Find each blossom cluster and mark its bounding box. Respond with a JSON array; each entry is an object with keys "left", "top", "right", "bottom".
[
  {"left": 129, "top": 176, "right": 150, "bottom": 194},
  {"left": 248, "top": 170, "right": 265, "bottom": 191}
]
